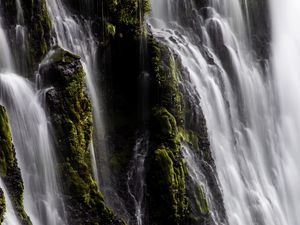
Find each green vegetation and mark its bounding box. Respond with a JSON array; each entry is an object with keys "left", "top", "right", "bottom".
[
  {"left": 147, "top": 38, "right": 212, "bottom": 224},
  {"left": 0, "top": 106, "right": 32, "bottom": 225},
  {"left": 0, "top": 189, "right": 5, "bottom": 223}
]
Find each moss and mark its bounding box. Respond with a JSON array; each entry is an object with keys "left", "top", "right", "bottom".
[
  {"left": 0, "top": 189, "right": 5, "bottom": 223},
  {"left": 194, "top": 185, "right": 209, "bottom": 215},
  {"left": 0, "top": 106, "right": 32, "bottom": 225},
  {"left": 106, "top": 22, "right": 116, "bottom": 37},
  {"left": 178, "top": 128, "right": 200, "bottom": 151},
  {"left": 0, "top": 106, "right": 14, "bottom": 177},
  {"left": 149, "top": 38, "right": 185, "bottom": 125},
  {"left": 147, "top": 107, "right": 188, "bottom": 225},
  {"left": 147, "top": 37, "right": 213, "bottom": 224},
  {"left": 103, "top": 0, "right": 151, "bottom": 38},
  {"left": 39, "top": 47, "right": 124, "bottom": 225}
]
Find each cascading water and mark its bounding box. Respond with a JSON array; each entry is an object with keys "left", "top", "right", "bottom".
[
  {"left": 0, "top": 8, "right": 67, "bottom": 225},
  {"left": 0, "top": 73, "right": 67, "bottom": 225},
  {"left": 0, "top": 19, "right": 14, "bottom": 71},
  {"left": 149, "top": 0, "right": 299, "bottom": 225},
  {"left": 181, "top": 143, "right": 222, "bottom": 224},
  {"left": 126, "top": 135, "right": 149, "bottom": 225},
  {"left": 271, "top": 0, "right": 300, "bottom": 224},
  {"left": 1, "top": 0, "right": 300, "bottom": 224}
]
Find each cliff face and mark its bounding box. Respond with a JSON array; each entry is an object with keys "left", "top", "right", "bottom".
[{"left": 0, "top": 0, "right": 271, "bottom": 224}]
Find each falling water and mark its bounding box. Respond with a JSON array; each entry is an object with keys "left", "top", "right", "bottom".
[
  {"left": 0, "top": 73, "right": 67, "bottom": 225},
  {"left": 181, "top": 143, "right": 222, "bottom": 224},
  {"left": 0, "top": 180, "right": 20, "bottom": 225},
  {"left": 149, "top": 0, "right": 298, "bottom": 225},
  {"left": 126, "top": 135, "right": 149, "bottom": 225},
  {"left": 271, "top": 0, "right": 300, "bottom": 224},
  {"left": 0, "top": 7, "right": 67, "bottom": 225},
  {"left": 0, "top": 19, "right": 14, "bottom": 71}
]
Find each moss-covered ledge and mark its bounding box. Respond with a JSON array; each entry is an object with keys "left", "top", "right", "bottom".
[
  {"left": 0, "top": 106, "right": 32, "bottom": 225},
  {"left": 145, "top": 36, "right": 225, "bottom": 224},
  {"left": 147, "top": 106, "right": 188, "bottom": 225},
  {"left": 0, "top": 188, "right": 5, "bottom": 223},
  {"left": 39, "top": 47, "right": 125, "bottom": 225}
]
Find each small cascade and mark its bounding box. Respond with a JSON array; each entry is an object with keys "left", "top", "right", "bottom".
[
  {"left": 0, "top": 73, "right": 67, "bottom": 225},
  {"left": 0, "top": 179, "right": 21, "bottom": 225},
  {"left": 14, "top": 0, "right": 30, "bottom": 75},
  {"left": 0, "top": 18, "right": 14, "bottom": 71},
  {"left": 15, "top": 0, "right": 24, "bottom": 24},
  {"left": 126, "top": 135, "right": 149, "bottom": 225},
  {"left": 0, "top": 5, "right": 67, "bottom": 224},
  {"left": 181, "top": 143, "right": 223, "bottom": 224}
]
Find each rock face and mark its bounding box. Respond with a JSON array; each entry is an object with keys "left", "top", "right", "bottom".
[
  {"left": 39, "top": 47, "right": 124, "bottom": 225},
  {"left": 0, "top": 0, "right": 233, "bottom": 224},
  {"left": 0, "top": 0, "right": 52, "bottom": 74},
  {"left": 0, "top": 106, "right": 31, "bottom": 225},
  {"left": 20, "top": 0, "right": 52, "bottom": 66},
  {"left": 145, "top": 39, "right": 227, "bottom": 225}
]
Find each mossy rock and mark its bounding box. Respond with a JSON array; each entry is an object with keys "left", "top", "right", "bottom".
[
  {"left": 146, "top": 36, "right": 219, "bottom": 224},
  {"left": 0, "top": 188, "right": 5, "bottom": 223},
  {"left": 0, "top": 106, "right": 14, "bottom": 177},
  {"left": 147, "top": 107, "right": 188, "bottom": 225},
  {"left": 39, "top": 47, "right": 125, "bottom": 225}
]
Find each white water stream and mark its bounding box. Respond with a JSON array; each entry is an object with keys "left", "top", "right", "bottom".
[
  {"left": 150, "top": 0, "right": 300, "bottom": 224},
  {"left": 0, "top": 8, "right": 66, "bottom": 225}
]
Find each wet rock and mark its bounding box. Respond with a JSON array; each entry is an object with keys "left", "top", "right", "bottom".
[{"left": 39, "top": 47, "right": 125, "bottom": 225}]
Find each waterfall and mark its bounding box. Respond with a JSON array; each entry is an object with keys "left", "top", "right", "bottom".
[
  {"left": 0, "top": 19, "right": 14, "bottom": 71},
  {"left": 149, "top": 0, "right": 295, "bottom": 224},
  {"left": 0, "top": 180, "right": 20, "bottom": 225},
  {"left": 1, "top": 0, "right": 300, "bottom": 224},
  {"left": 0, "top": 73, "right": 67, "bottom": 225},
  {"left": 271, "top": 0, "right": 300, "bottom": 224},
  {"left": 0, "top": 8, "right": 67, "bottom": 225}
]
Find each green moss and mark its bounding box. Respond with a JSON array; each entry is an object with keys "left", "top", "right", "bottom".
[
  {"left": 178, "top": 128, "right": 200, "bottom": 151},
  {"left": 149, "top": 38, "right": 185, "bottom": 125},
  {"left": 148, "top": 107, "right": 188, "bottom": 225},
  {"left": 0, "top": 189, "right": 5, "bottom": 223},
  {"left": 153, "top": 107, "right": 178, "bottom": 138},
  {"left": 106, "top": 22, "right": 116, "bottom": 37},
  {"left": 194, "top": 185, "right": 209, "bottom": 215},
  {"left": 0, "top": 106, "right": 14, "bottom": 177},
  {"left": 104, "top": 0, "right": 151, "bottom": 38},
  {"left": 147, "top": 38, "right": 213, "bottom": 224}
]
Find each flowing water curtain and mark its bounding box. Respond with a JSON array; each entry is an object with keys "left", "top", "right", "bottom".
[
  {"left": 0, "top": 73, "right": 67, "bottom": 225},
  {"left": 271, "top": 0, "right": 300, "bottom": 224},
  {"left": 149, "top": 0, "right": 291, "bottom": 224},
  {"left": 0, "top": 4, "right": 67, "bottom": 224}
]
